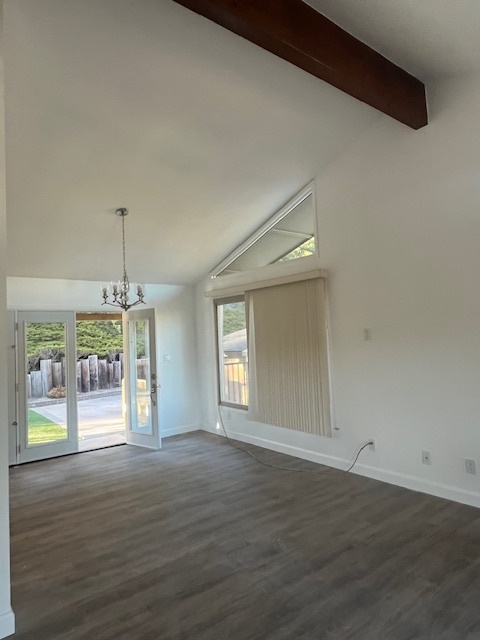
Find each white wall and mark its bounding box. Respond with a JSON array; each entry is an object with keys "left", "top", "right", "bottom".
[
  {"left": 0, "top": 1, "right": 15, "bottom": 635},
  {"left": 154, "top": 286, "right": 199, "bottom": 437},
  {"left": 196, "top": 73, "right": 480, "bottom": 508},
  {"left": 7, "top": 277, "right": 200, "bottom": 438},
  {"left": 7, "top": 277, "right": 185, "bottom": 312}
]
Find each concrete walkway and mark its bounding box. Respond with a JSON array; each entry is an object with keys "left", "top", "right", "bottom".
[{"left": 30, "top": 394, "right": 125, "bottom": 449}]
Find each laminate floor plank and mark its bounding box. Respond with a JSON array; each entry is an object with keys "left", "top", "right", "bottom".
[{"left": 9, "top": 432, "right": 480, "bottom": 639}]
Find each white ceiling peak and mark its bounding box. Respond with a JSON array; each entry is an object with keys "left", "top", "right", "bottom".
[{"left": 5, "top": 0, "right": 477, "bottom": 284}]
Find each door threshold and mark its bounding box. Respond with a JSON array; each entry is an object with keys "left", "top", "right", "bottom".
[{"left": 10, "top": 442, "right": 127, "bottom": 467}]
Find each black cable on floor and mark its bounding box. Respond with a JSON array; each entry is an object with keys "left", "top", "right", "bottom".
[{"left": 217, "top": 408, "right": 372, "bottom": 476}]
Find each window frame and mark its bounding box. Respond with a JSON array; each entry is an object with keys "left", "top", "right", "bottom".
[{"left": 214, "top": 295, "right": 249, "bottom": 410}]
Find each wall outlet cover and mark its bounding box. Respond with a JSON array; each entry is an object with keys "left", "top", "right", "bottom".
[
  {"left": 465, "top": 459, "right": 477, "bottom": 475},
  {"left": 422, "top": 450, "right": 431, "bottom": 465}
]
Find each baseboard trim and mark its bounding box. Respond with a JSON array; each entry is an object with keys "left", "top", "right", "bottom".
[
  {"left": 0, "top": 609, "right": 15, "bottom": 638},
  {"left": 201, "top": 424, "right": 223, "bottom": 437},
  {"left": 162, "top": 424, "right": 200, "bottom": 439},
  {"left": 352, "top": 462, "right": 480, "bottom": 509},
  {"left": 200, "top": 424, "right": 480, "bottom": 509}
]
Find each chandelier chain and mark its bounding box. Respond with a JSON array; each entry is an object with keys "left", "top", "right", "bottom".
[
  {"left": 121, "top": 212, "right": 128, "bottom": 284},
  {"left": 101, "top": 207, "right": 146, "bottom": 311}
]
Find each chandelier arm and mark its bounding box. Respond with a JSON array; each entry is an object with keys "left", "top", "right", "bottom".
[{"left": 129, "top": 298, "right": 147, "bottom": 309}]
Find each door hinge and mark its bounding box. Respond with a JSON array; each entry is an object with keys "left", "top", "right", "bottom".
[{"left": 17, "top": 444, "right": 21, "bottom": 454}]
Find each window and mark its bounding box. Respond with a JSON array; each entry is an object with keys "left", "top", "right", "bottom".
[
  {"left": 213, "top": 275, "right": 331, "bottom": 435},
  {"left": 279, "top": 236, "right": 315, "bottom": 262},
  {"left": 216, "top": 296, "right": 248, "bottom": 408},
  {"left": 212, "top": 184, "right": 316, "bottom": 278},
  {"left": 211, "top": 183, "right": 330, "bottom": 431}
]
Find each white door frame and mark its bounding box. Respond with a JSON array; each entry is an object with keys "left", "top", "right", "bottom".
[
  {"left": 17, "top": 311, "right": 78, "bottom": 463},
  {"left": 7, "top": 311, "right": 18, "bottom": 465}
]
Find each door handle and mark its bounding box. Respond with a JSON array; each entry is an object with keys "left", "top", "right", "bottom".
[
  {"left": 150, "top": 374, "right": 159, "bottom": 405},
  {"left": 150, "top": 382, "right": 161, "bottom": 405}
]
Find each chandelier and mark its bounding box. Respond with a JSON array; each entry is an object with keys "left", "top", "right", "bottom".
[{"left": 101, "top": 208, "right": 146, "bottom": 311}]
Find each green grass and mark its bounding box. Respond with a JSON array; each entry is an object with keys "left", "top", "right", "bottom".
[{"left": 28, "top": 409, "right": 67, "bottom": 444}]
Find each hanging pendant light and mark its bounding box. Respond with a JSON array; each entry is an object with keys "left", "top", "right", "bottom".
[{"left": 101, "top": 208, "right": 146, "bottom": 311}]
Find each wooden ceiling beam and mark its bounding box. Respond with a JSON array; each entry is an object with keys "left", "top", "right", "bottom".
[{"left": 172, "top": 0, "right": 428, "bottom": 129}]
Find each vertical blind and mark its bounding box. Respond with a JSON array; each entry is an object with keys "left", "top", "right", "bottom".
[{"left": 246, "top": 278, "right": 331, "bottom": 437}]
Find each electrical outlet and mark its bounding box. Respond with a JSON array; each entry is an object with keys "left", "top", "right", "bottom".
[
  {"left": 368, "top": 439, "right": 376, "bottom": 452},
  {"left": 465, "top": 459, "right": 477, "bottom": 475},
  {"left": 422, "top": 450, "right": 431, "bottom": 465}
]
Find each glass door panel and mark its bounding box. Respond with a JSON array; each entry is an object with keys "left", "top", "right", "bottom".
[
  {"left": 18, "top": 311, "right": 78, "bottom": 463},
  {"left": 26, "top": 322, "right": 68, "bottom": 446},
  {"left": 123, "top": 308, "right": 160, "bottom": 449},
  {"left": 130, "top": 319, "right": 153, "bottom": 435}
]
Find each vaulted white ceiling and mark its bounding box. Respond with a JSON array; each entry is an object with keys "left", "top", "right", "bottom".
[{"left": 5, "top": 0, "right": 478, "bottom": 285}]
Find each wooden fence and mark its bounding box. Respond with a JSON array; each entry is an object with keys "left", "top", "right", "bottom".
[{"left": 27, "top": 355, "right": 149, "bottom": 399}]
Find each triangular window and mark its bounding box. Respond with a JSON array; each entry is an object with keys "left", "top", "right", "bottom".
[{"left": 212, "top": 185, "right": 316, "bottom": 278}]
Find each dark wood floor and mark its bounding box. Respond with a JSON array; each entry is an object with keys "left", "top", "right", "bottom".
[{"left": 9, "top": 432, "right": 480, "bottom": 640}]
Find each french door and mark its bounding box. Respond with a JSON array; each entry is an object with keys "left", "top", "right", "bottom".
[
  {"left": 14, "top": 308, "right": 160, "bottom": 464},
  {"left": 17, "top": 311, "right": 78, "bottom": 463},
  {"left": 123, "top": 308, "right": 161, "bottom": 449}
]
